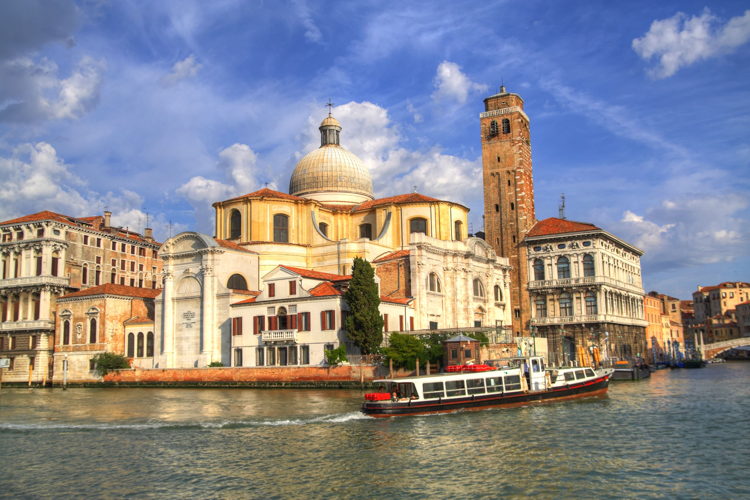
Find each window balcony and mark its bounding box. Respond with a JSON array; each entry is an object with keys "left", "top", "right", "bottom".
[
  {"left": 0, "top": 319, "right": 54, "bottom": 331},
  {"left": 528, "top": 275, "right": 643, "bottom": 294},
  {"left": 0, "top": 275, "right": 70, "bottom": 289},
  {"left": 530, "top": 314, "right": 648, "bottom": 327},
  {"left": 261, "top": 329, "right": 298, "bottom": 343}
]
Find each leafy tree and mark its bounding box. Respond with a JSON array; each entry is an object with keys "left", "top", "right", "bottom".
[
  {"left": 343, "top": 257, "right": 384, "bottom": 354},
  {"left": 92, "top": 352, "right": 130, "bottom": 376},
  {"left": 383, "top": 333, "right": 428, "bottom": 369},
  {"left": 324, "top": 345, "right": 348, "bottom": 366}
]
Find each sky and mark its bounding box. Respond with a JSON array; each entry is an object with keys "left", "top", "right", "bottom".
[{"left": 0, "top": 0, "right": 748, "bottom": 300}]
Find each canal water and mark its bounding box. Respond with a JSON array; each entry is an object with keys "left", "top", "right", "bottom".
[{"left": 1, "top": 362, "right": 748, "bottom": 499}]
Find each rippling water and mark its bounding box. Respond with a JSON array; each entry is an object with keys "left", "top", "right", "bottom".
[{"left": 1, "top": 363, "right": 749, "bottom": 499}]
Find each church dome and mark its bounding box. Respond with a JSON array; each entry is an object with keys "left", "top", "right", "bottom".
[{"left": 289, "top": 115, "right": 374, "bottom": 205}]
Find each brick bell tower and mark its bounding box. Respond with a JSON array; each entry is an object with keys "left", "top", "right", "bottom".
[{"left": 480, "top": 86, "right": 536, "bottom": 337}]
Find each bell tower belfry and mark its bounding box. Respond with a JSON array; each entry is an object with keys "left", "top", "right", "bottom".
[{"left": 480, "top": 86, "right": 536, "bottom": 336}]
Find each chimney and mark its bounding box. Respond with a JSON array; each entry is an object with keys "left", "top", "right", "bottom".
[
  {"left": 144, "top": 228, "right": 153, "bottom": 240},
  {"left": 104, "top": 211, "right": 111, "bottom": 228}
]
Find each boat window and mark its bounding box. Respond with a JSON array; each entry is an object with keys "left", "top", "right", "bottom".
[
  {"left": 445, "top": 380, "right": 466, "bottom": 397},
  {"left": 423, "top": 382, "right": 445, "bottom": 399},
  {"left": 531, "top": 359, "right": 541, "bottom": 372},
  {"left": 486, "top": 377, "right": 503, "bottom": 393},
  {"left": 467, "top": 378, "right": 486, "bottom": 394},
  {"left": 564, "top": 371, "right": 575, "bottom": 382},
  {"left": 585, "top": 368, "right": 596, "bottom": 378},
  {"left": 575, "top": 370, "right": 586, "bottom": 380},
  {"left": 398, "top": 383, "right": 418, "bottom": 399},
  {"left": 504, "top": 375, "right": 522, "bottom": 391}
]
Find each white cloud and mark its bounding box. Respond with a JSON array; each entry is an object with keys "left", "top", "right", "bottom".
[
  {"left": 0, "top": 56, "right": 104, "bottom": 122},
  {"left": 632, "top": 9, "right": 750, "bottom": 78},
  {"left": 0, "top": 142, "right": 181, "bottom": 239},
  {"left": 616, "top": 196, "right": 749, "bottom": 271},
  {"left": 177, "top": 143, "right": 261, "bottom": 233},
  {"left": 161, "top": 54, "right": 202, "bottom": 86},
  {"left": 431, "top": 61, "right": 488, "bottom": 104},
  {"left": 292, "top": 0, "right": 322, "bottom": 43}
]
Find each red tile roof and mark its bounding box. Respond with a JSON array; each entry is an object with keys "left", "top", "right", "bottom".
[
  {"left": 373, "top": 250, "right": 410, "bottom": 263},
  {"left": 527, "top": 217, "right": 600, "bottom": 237},
  {"left": 124, "top": 316, "right": 154, "bottom": 325},
  {"left": 59, "top": 284, "right": 162, "bottom": 300},
  {"left": 215, "top": 239, "right": 256, "bottom": 253},
  {"left": 281, "top": 266, "right": 350, "bottom": 281},
  {"left": 218, "top": 187, "right": 305, "bottom": 204},
  {"left": 309, "top": 281, "right": 342, "bottom": 297},
  {"left": 698, "top": 282, "right": 750, "bottom": 292},
  {"left": 380, "top": 296, "right": 412, "bottom": 305},
  {"left": 0, "top": 210, "right": 158, "bottom": 244},
  {"left": 353, "top": 193, "right": 441, "bottom": 211}
]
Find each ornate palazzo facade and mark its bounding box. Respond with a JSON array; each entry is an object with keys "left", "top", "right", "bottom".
[{"left": 524, "top": 218, "right": 647, "bottom": 365}]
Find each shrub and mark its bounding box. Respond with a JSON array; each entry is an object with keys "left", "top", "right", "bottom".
[
  {"left": 92, "top": 352, "right": 130, "bottom": 376},
  {"left": 324, "top": 345, "right": 348, "bottom": 366},
  {"left": 208, "top": 361, "right": 224, "bottom": 367}
]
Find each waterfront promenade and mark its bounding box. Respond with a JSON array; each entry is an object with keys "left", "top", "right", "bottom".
[{"left": 1, "top": 362, "right": 748, "bottom": 498}]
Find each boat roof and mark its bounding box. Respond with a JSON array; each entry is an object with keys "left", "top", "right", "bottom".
[{"left": 373, "top": 368, "right": 519, "bottom": 385}]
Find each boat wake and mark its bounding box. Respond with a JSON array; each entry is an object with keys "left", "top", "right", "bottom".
[{"left": 0, "top": 412, "right": 370, "bottom": 432}]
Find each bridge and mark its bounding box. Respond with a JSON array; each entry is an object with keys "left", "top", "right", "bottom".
[{"left": 702, "top": 338, "right": 750, "bottom": 359}]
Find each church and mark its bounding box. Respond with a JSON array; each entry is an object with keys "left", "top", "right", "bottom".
[{"left": 154, "top": 112, "right": 512, "bottom": 368}]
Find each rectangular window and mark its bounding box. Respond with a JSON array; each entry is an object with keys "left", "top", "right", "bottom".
[
  {"left": 289, "top": 280, "right": 297, "bottom": 295},
  {"left": 96, "top": 256, "right": 101, "bottom": 264},
  {"left": 36, "top": 256, "right": 42, "bottom": 276},
  {"left": 83, "top": 235, "right": 89, "bottom": 245},
  {"left": 423, "top": 382, "right": 445, "bottom": 399},
  {"left": 256, "top": 348, "right": 264, "bottom": 366},
  {"left": 30, "top": 336, "right": 37, "bottom": 349},
  {"left": 111, "top": 258, "right": 116, "bottom": 267},
  {"left": 300, "top": 345, "right": 310, "bottom": 365},
  {"left": 429, "top": 321, "right": 438, "bottom": 330},
  {"left": 51, "top": 257, "right": 59, "bottom": 277},
  {"left": 486, "top": 377, "right": 503, "bottom": 393},
  {"left": 130, "top": 261, "right": 135, "bottom": 272},
  {"left": 129, "top": 278, "right": 135, "bottom": 287},
  {"left": 96, "top": 238, "right": 101, "bottom": 247},
  {"left": 130, "top": 245, "right": 135, "bottom": 255},
  {"left": 231, "top": 317, "right": 243, "bottom": 336},
  {"left": 37, "top": 229, "right": 44, "bottom": 238},
  {"left": 120, "top": 260, "right": 126, "bottom": 270},
  {"left": 467, "top": 378, "right": 486, "bottom": 395},
  {"left": 399, "top": 315, "right": 404, "bottom": 331},
  {"left": 139, "top": 264, "right": 144, "bottom": 271},
  {"left": 321, "top": 310, "right": 335, "bottom": 330},
  {"left": 234, "top": 348, "right": 243, "bottom": 367},
  {"left": 297, "top": 312, "right": 310, "bottom": 331},
  {"left": 268, "top": 283, "right": 275, "bottom": 297},
  {"left": 451, "top": 349, "right": 457, "bottom": 359},
  {"left": 504, "top": 375, "right": 522, "bottom": 391},
  {"left": 267, "top": 347, "right": 276, "bottom": 366},
  {"left": 288, "top": 346, "right": 298, "bottom": 365},
  {"left": 111, "top": 241, "right": 116, "bottom": 250},
  {"left": 121, "top": 243, "right": 126, "bottom": 252},
  {"left": 409, "top": 317, "right": 414, "bottom": 331},
  {"left": 445, "top": 380, "right": 466, "bottom": 397},
  {"left": 253, "top": 315, "right": 266, "bottom": 334},
  {"left": 120, "top": 277, "right": 125, "bottom": 285}
]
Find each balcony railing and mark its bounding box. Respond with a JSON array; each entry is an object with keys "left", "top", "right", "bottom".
[
  {"left": 530, "top": 314, "right": 648, "bottom": 327},
  {"left": 528, "top": 275, "right": 642, "bottom": 293},
  {"left": 0, "top": 319, "right": 54, "bottom": 331},
  {"left": 0, "top": 275, "right": 70, "bottom": 288},
  {"left": 261, "top": 329, "right": 298, "bottom": 343}
]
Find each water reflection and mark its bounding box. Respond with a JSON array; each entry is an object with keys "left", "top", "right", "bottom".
[{"left": 0, "top": 364, "right": 749, "bottom": 498}]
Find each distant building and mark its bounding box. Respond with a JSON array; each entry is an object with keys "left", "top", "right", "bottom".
[
  {"left": 646, "top": 291, "right": 686, "bottom": 362},
  {"left": 689, "top": 282, "right": 750, "bottom": 345},
  {"left": 0, "top": 210, "right": 161, "bottom": 384},
  {"left": 524, "top": 217, "right": 647, "bottom": 366},
  {"left": 54, "top": 284, "right": 160, "bottom": 382},
  {"left": 735, "top": 302, "right": 750, "bottom": 337}
]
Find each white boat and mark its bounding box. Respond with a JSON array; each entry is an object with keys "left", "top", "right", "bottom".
[{"left": 361, "top": 356, "right": 613, "bottom": 417}]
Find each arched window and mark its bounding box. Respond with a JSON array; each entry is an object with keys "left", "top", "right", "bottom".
[
  {"left": 229, "top": 209, "right": 241, "bottom": 239},
  {"left": 277, "top": 306, "right": 288, "bottom": 330},
  {"left": 489, "top": 120, "right": 498, "bottom": 137},
  {"left": 428, "top": 273, "right": 441, "bottom": 293},
  {"left": 89, "top": 318, "right": 97, "bottom": 343},
  {"left": 319, "top": 222, "right": 328, "bottom": 237},
  {"left": 535, "top": 297, "right": 547, "bottom": 318},
  {"left": 583, "top": 254, "right": 595, "bottom": 277},
  {"left": 454, "top": 220, "right": 462, "bottom": 241},
  {"left": 473, "top": 279, "right": 485, "bottom": 298},
  {"left": 559, "top": 293, "right": 572, "bottom": 316},
  {"left": 586, "top": 292, "right": 598, "bottom": 315},
  {"left": 557, "top": 256, "right": 570, "bottom": 279},
  {"left": 63, "top": 320, "right": 71, "bottom": 345},
  {"left": 227, "top": 274, "right": 248, "bottom": 290},
  {"left": 410, "top": 218, "right": 427, "bottom": 235},
  {"left": 359, "top": 223, "right": 372, "bottom": 239},
  {"left": 494, "top": 285, "right": 503, "bottom": 302},
  {"left": 146, "top": 332, "right": 154, "bottom": 357},
  {"left": 502, "top": 118, "right": 510, "bottom": 134},
  {"left": 533, "top": 259, "right": 545, "bottom": 281},
  {"left": 273, "top": 214, "right": 289, "bottom": 243},
  {"left": 137, "top": 332, "right": 144, "bottom": 357},
  {"left": 127, "top": 333, "right": 135, "bottom": 357}
]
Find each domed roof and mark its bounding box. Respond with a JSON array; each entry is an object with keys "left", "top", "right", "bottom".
[{"left": 289, "top": 115, "right": 374, "bottom": 204}]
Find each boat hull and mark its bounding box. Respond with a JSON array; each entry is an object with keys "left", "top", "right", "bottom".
[{"left": 361, "top": 374, "right": 611, "bottom": 417}]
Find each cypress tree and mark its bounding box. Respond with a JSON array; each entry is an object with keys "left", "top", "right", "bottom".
[{"left": 344, "top": 257, "right": 384, "bottom": 354}]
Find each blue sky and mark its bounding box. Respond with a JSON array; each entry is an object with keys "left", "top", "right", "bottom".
[{"left": 0, "top": 0, "right": 748, "bottom": 299}]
